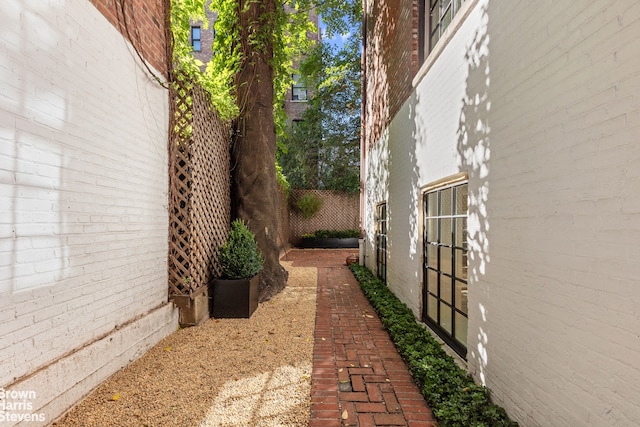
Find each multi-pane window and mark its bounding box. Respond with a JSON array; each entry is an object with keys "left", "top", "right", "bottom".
[
  {"left": 375, "top": 203, "right": 388, "bottom": 283},
  {"left": 292, "top": 74, "right": 307, "bottom": 101},
  {"left": 191, "top": 26, "right": 202, "bottom": 51},
  {"left": 420, "top": 0, "right": 466, "bottom": 62},
  {"left": 423, "top": 182, "right": 468, "bottom": 357}
]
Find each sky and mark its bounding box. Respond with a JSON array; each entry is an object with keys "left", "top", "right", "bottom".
[{"left": 318, "top": 15, "right": 354, "bottom": 51}]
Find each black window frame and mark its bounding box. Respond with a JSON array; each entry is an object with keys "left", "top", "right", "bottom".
[
  {"left": 419, "top": 0, "right": 466, "bottom": 64},
  {"left": 191, "top": 26, "right": 202, "bottom": 52},
  {"left": 291, "top": 73, "right": 308, "bottom": 101},
  {"left": 422, "top": 181, "right": 468, "bottom": 358}
]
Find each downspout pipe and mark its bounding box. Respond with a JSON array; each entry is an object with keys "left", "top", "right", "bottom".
[{"left": 359, "top": 0, "right": 368, "bottom": 266}]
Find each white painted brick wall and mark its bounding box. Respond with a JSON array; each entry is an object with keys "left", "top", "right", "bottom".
[
  {"left": 364, "top": 0, "right": 640, "bottom": 425},
  {"left": 0, "top": 1, "right": 177, "bottom": 424}
]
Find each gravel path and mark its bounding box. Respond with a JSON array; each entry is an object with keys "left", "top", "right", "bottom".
[{"left": 53, "top": 261, "right": 317, "bottom": 427}]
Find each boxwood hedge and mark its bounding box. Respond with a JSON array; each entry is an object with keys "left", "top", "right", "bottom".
[{"left": 349, "top": 264, "right": 518, "bottom": 427}]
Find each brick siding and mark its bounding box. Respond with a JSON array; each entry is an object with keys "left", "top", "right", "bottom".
[
  {"left": 90, "top": 0, "right": 168, "bottom": 77},
  {"left": 363, "top": 0, "right": 419, "bottom": 151}
]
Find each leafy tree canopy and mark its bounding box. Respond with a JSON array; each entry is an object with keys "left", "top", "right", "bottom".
[
  {"left": 170, "top": 0, "right": 362, "bottom": 192},
  {"left": 170, "top": 0, "right": 316, "bottom": 122},
  {"left": 278, "top": 0, "right": 362, "bottom": 193}
]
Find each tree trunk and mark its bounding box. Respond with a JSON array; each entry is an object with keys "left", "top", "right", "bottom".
[{"left": 232, "top": 0, "right": 287, "bottom": 301}]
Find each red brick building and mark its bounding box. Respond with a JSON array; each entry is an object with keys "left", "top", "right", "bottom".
[{"left": 91, "top": 0, "right": 169, "bottom": 77}]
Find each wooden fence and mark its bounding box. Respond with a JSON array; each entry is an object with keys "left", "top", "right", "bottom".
[
  {"left": 288, "top": 189, "right": 359, "bottom": 244},
  {"left": 167, "top": 77, "right": 231, "bottom": 309}
]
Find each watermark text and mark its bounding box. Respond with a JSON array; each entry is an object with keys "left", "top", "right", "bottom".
[{"left": 0, "top": 388, "right": 45, "bottom": 423}]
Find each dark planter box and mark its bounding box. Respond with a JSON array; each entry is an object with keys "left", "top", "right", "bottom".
[
  {"left": 298, "top": 237, "right": 359, "bottom": 249},
  {"left": 210, "top": 275, "right": 259, "bottom": 318}
]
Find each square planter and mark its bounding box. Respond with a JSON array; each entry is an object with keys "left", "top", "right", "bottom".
[
  {"left": 210, "top": 275, "right": 259, "bottom": 318},
  {"left": 176, "top": 288, "right": 210, "bottom": 327},
  {"left": 298, "top": 237, "right": 359, "bottom": 248}
]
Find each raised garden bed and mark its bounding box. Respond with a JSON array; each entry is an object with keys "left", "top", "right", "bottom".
[
  {"left": 297, "top": 229, "right": 359, "bottom": 249},
  {"left": 298, "top": 237, "right": 359, "bottom": 248}
]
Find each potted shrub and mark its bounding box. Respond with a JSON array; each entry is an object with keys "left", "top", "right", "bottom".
[{"left": 210, "top": 219, "right": 263, "bottom": 318}]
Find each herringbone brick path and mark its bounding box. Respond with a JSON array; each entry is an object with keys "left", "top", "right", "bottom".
[{"left": 284, "top": 249, "right": 437, "bottom": 427}]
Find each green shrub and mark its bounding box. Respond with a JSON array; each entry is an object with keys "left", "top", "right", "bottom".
[
  {"left": 308, "top": 229, "right": 359, "bottom": 238},
  {"left": 295, "top": 193, "right": 323, "bottom": 219},
  {"left": 219, "top": 219, "right": 263, "bottom": 279},
  {"left": 349, "top": 264, "right": 518, "bottom": 427}
]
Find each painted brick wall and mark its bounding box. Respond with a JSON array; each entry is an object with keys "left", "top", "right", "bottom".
[
  {"left": 363, "top": 0, "right": 640, "bottom": 425},
  {"left": 466, "top": 2, "right": 640, "bottom": 425},
  {"left": 90, "top": 0, "right": 168, "bottom": 77},
  {"left": 0, "top": 0, "right": 176, "bottom": 424}
]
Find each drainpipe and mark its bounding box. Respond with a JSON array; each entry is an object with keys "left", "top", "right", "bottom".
[{"left": 359, "top": 0, "right": 367, "bottom": 266}]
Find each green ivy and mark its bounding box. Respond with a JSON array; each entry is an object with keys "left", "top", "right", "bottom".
[
  {"left": 170, "top": 0, "right": 316, "bottom": 179},
  {"left": 349, "top": 264, "right": 518, "bottom": 427},
  {"left": 276, "top": 161, "right": 291, "bottom": 199},
  {"left": 169, "top": 0, "right": 239, "bottom": 120},
  {"left": 170, "top": 0, "right": 314, "bottom": 122}
]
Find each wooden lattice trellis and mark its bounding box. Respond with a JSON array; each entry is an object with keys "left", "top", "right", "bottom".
[
  {"left": 168, "top": 75, "right": 231, "bottom": 305},
  {"left": 289, "top": 189, "right": 359, "bottom": 243}
]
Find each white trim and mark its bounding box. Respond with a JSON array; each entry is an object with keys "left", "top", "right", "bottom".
[
  {"left": 420, "top": 171, "right": 468, "bottom": 193},
  {"left": 413, "top": 0, "right": 480, "bottom": 88}
]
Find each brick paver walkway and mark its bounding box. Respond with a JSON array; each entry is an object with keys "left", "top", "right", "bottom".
[{"left": 283, "top": 249, "right": 437, "bottom": 427}]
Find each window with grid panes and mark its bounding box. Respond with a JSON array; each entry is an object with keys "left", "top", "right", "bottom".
[
  {"left": 291, "top": 74, "right": 307, "bottom": 101},
  {"left": 191, "top": 26, "right": 201, "bottom": 52},
  {"left": 423, "top": 182, "right": 468, "bottom": 357},
  {"left": 419, "top": 0, "right": 466, "bottom": 63},
  {"left": 375, "top": 203, "right": 388, "bottom": 283}
]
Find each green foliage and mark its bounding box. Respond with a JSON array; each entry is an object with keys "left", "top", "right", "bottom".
[
  {"left": 276, "top": 161, "right": 291, "bottom": 198},
  {"left": 278, "top": 4, "right": 362, "bottom": 194},
  {"left": 303, "top": 229, "right": 359, "bottom": 239},
  {"left": 170, "top": 0, "right": 318, "bottom": 129},
  {"left": 348, "top": 264, "right": 519, "bottom": 427},
  {"left": 219, "top": 219, "right": 264, "bottom": 279},
  {"left": 170, "top": 0, "right": 239, "bottom": 120},
  {"left": 170, "top": 0, "right": 315, "bottom": 120},
  {"left": 272, "top": 3, "right": 317, "bottom": 148},
  {"left": 170, "top": 0, "right": 360, "bottom": 190},
  {"left": 295, "top": 193, "right": 323, "bottom": 219},
  {"left": 203, "top": 0, "right": 241, "bottom": 119},
  {"left": 294, "top": 0, "right": 362, "bottom": 40}
]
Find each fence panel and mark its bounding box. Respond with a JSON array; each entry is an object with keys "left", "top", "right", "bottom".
[
  {"left": 168, "top": 79, "right": 231, "bottom": 299},
  {"left": 289, "top": 189, "right": 359, "bottom": 244}
]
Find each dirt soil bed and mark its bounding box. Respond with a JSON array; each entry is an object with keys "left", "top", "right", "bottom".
[{"left": 53, "top": 260, "right": 317, "bottom": 427}]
